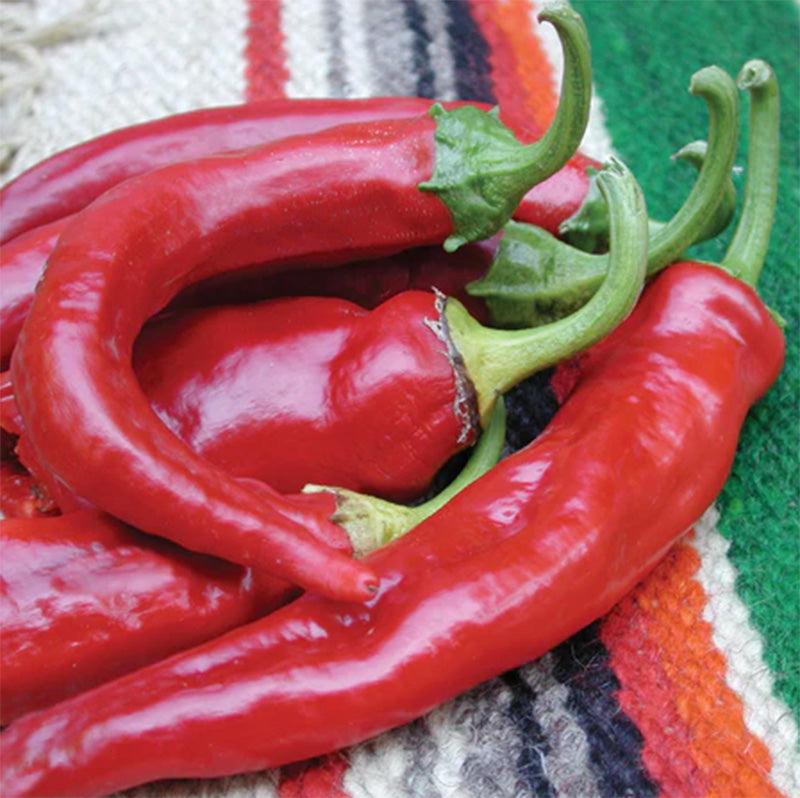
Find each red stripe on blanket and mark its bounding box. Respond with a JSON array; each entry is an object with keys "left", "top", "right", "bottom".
[
  {"left": 245, "top": 0, "right": 289, "bottom": 101},
  {"left": 278, "top": 753, "right": 350, "bottom": 798}
]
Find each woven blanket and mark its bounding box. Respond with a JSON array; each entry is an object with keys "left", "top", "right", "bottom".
[{"left": 2, "top": 1, "right": 798, "bottom": 796}]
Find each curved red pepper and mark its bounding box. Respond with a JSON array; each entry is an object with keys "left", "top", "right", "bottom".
[
  {"left": 10, "top": 7, "right": 590, "bottom": 600},
  {"left": 0, "top": 402, "right": 506, "bottom": 725},
  {"left": 6, "top": 69, "right": 737, "bottom": 526},
  {"left": 0, "top": 243, "right": 491, "bottom": 516},
  {"left": 0, "top": 93, "right": 783, "bottom": 794}
]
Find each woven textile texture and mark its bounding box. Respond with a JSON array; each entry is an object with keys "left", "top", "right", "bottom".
[{"left": 2, "top": 1, "right": 798, "bottom": 796}]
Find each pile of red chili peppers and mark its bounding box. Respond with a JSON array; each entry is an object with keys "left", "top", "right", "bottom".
[{"left": 0, "top": 1, "right": 785, "bottom": 793}]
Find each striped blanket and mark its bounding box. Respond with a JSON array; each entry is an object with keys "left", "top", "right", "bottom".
[{"left": 3, "top": 1, "right": 797, "bottom": 796}]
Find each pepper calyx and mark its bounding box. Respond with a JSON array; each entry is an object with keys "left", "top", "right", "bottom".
[
  {"left": 420, "top": 0, "right": 591, "bottom": 251},
  {"left": 303, "top": 399, "right": 506, "bottom": 553},
  {"left": 420, "top": 104, "right": 547, "bottom": 252}
]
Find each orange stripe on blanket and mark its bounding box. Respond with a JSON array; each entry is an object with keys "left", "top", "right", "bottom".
[
  {"left": 602, "top": 538, "right": 780, "bottom": 798},
  {"left": 245, "top": 0, "right": 289, "bottom": 102},
  {"left": 468, "top": 0, "right": 555, "bottom": 141}
]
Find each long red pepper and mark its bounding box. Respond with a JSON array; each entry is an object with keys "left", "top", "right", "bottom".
[
  {"left": 0, "top": 136, "right": 735, "bottom": 370},
  {"left": 0, "top": 402, "right": 506, "bottom": 725},
  {"left": 1, "top": 79, "right": 783, "bottom": 790},
  {"left": 9, "top": 3, "right": 591, "bottom": 600},
  {"left": 0, "top": 102, "right": 592, "bottom": 247},
  {"left": 5, "top": 64, "right": 736, "bottom": 520},
  {"left": 7, "top": 167, "right": 639, "bottom": 516}
]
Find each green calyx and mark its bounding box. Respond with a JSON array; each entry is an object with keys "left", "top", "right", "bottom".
[
  {"left": 560, "top": 140, "right": 738, "bottom": 253},
  {"left": 468, "top": 64, "right": 739, "bottom": 329},
  {"left": 720, "top": 60, "right": 780, "bottom": 289},
  {"left": 303, "top": 399, "right": 506, "bottom": 556},
  {"left": 448, "top": 158, "right": 648, "bottom": 424},
  {"left": 420, "top": 0, "right": 591, "bottom": 252}
]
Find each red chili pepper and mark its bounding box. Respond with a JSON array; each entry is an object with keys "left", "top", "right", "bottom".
[
  {"left": 10, "top": 4, "right": 591, "bottom": 601},
  {"left": 2, "top": 133, "right": 735, "bottom": 370},
  {"left": 0, "top": 103, "right": 549, "bottom": 245},
  {"left": 0, "top": 60, "right": 736, "bottom": 365},
  {"left": 0, "top": 63, "right": 782, "bottom": 791},
  {"left": 0, "top": 510, "right": 275, "bottom": 725},
  {"left": 6, "top": 63, "right": 734, "bottom": 514},
  {"left": 0, "top": 403, "right": 506, "bottom": 725},
  {"left": 0, "top": 219, "right": 64, "bottom": 367}
]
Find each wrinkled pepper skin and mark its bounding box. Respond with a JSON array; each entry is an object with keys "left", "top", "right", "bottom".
[
  {"left": 12, "top": 110, "right": 537, "bottom": 600},
  {"left": 0, "top": 97, "right": 592, "bottom": 245},
  {"left": 171, "top": 238, "right": 494, "bottom": 322},
  {"left": 0, "top": 263, "right": 783, "bottom": 797},
  {"left": 135, "top": 293, "right": 464, "bottom": 501}
]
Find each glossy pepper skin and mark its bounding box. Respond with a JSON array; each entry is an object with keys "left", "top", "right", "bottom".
[
  {"left": 0, "top": 257, "right": 784, "bottom": 798},
  {"left": 6, "top": 70, "right": 735, "bottom": 520},
  {"left": 135, "top": 293, "right": 465, "bottom": 501},
  {"left": 0, "top": 403, "right": 506, "bottom": 725},
  {"left": 9, "top": 4, "right": 590, "bottom": 600},
  {"left": 0, "top": 99, "right": 594, "bottom": 246},
  {"left": 0, "top": 244, "right": 490, "bottom": 514},
  {"left": 0, "top": 219, "right": 64, "bottom": 367},
  {"left": 0, "top": 511, "right": 279, "bottom": 725},
  {"left": 0, "top": 243, "right": 490, "bottom": 514},
  {"left": 3, "top": 64, "right": 732, "bottom": 515},
  {"left": 0, "top": 232, "right": 492, "bottom": 372},
  {"left": 0, "top": 136, "right": 583, "bottom": 367}
]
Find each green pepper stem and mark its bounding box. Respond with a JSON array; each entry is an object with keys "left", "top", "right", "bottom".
[
  {"left": 560, "top": 139, "right": 737, "bottom": 254},
  {"left": 646, "top": 66, "right": 739, "bottom": 273},
  {"left": 467, "top": 64, "right": 740, "bottom": 332},
  {"left": 720, "top": 60, "right": 780, "bottom": 288},
  {"left": 420, "top": 1, "right": 591, "bottom": 250},
  {"left": 450, "top": 159, "right": 648, "bottom": 422},
  {"left": 303, "top": 399, "right": 506, "bottom": 557},
  {"left": 647, "top": 141, "right": 737, "bottom": 245},
  {"left": 526, "top": 1, "right": 593, "bottom": 190}
]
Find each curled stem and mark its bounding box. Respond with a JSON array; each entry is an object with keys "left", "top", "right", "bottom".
[
  {"left": 647, "top": 67, "right": 740, "bottom": 270},
  {"left": 420, "top": 0, "right": 591, "bottom": 250},
  {"left": 560, "top": 139, "right": 738, "bottom": 254},
  {"left": 721, "top": 60, "right": 780, "bottom": 288},
  {"left": 468, "top": 64, "right": 740, "bottom": 330}
]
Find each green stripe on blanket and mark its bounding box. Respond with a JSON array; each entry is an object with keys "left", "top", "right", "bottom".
[{"left": 572, "top": 0, "right": 799, "bottom": 717}]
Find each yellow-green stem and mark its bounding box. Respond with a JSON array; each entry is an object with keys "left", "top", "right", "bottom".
[
  {"left": 303, "top": 399, "right": 506, "bottom": 556},
  {"left": 721, "top": 60, "right": 780, "bottom": 288}
]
